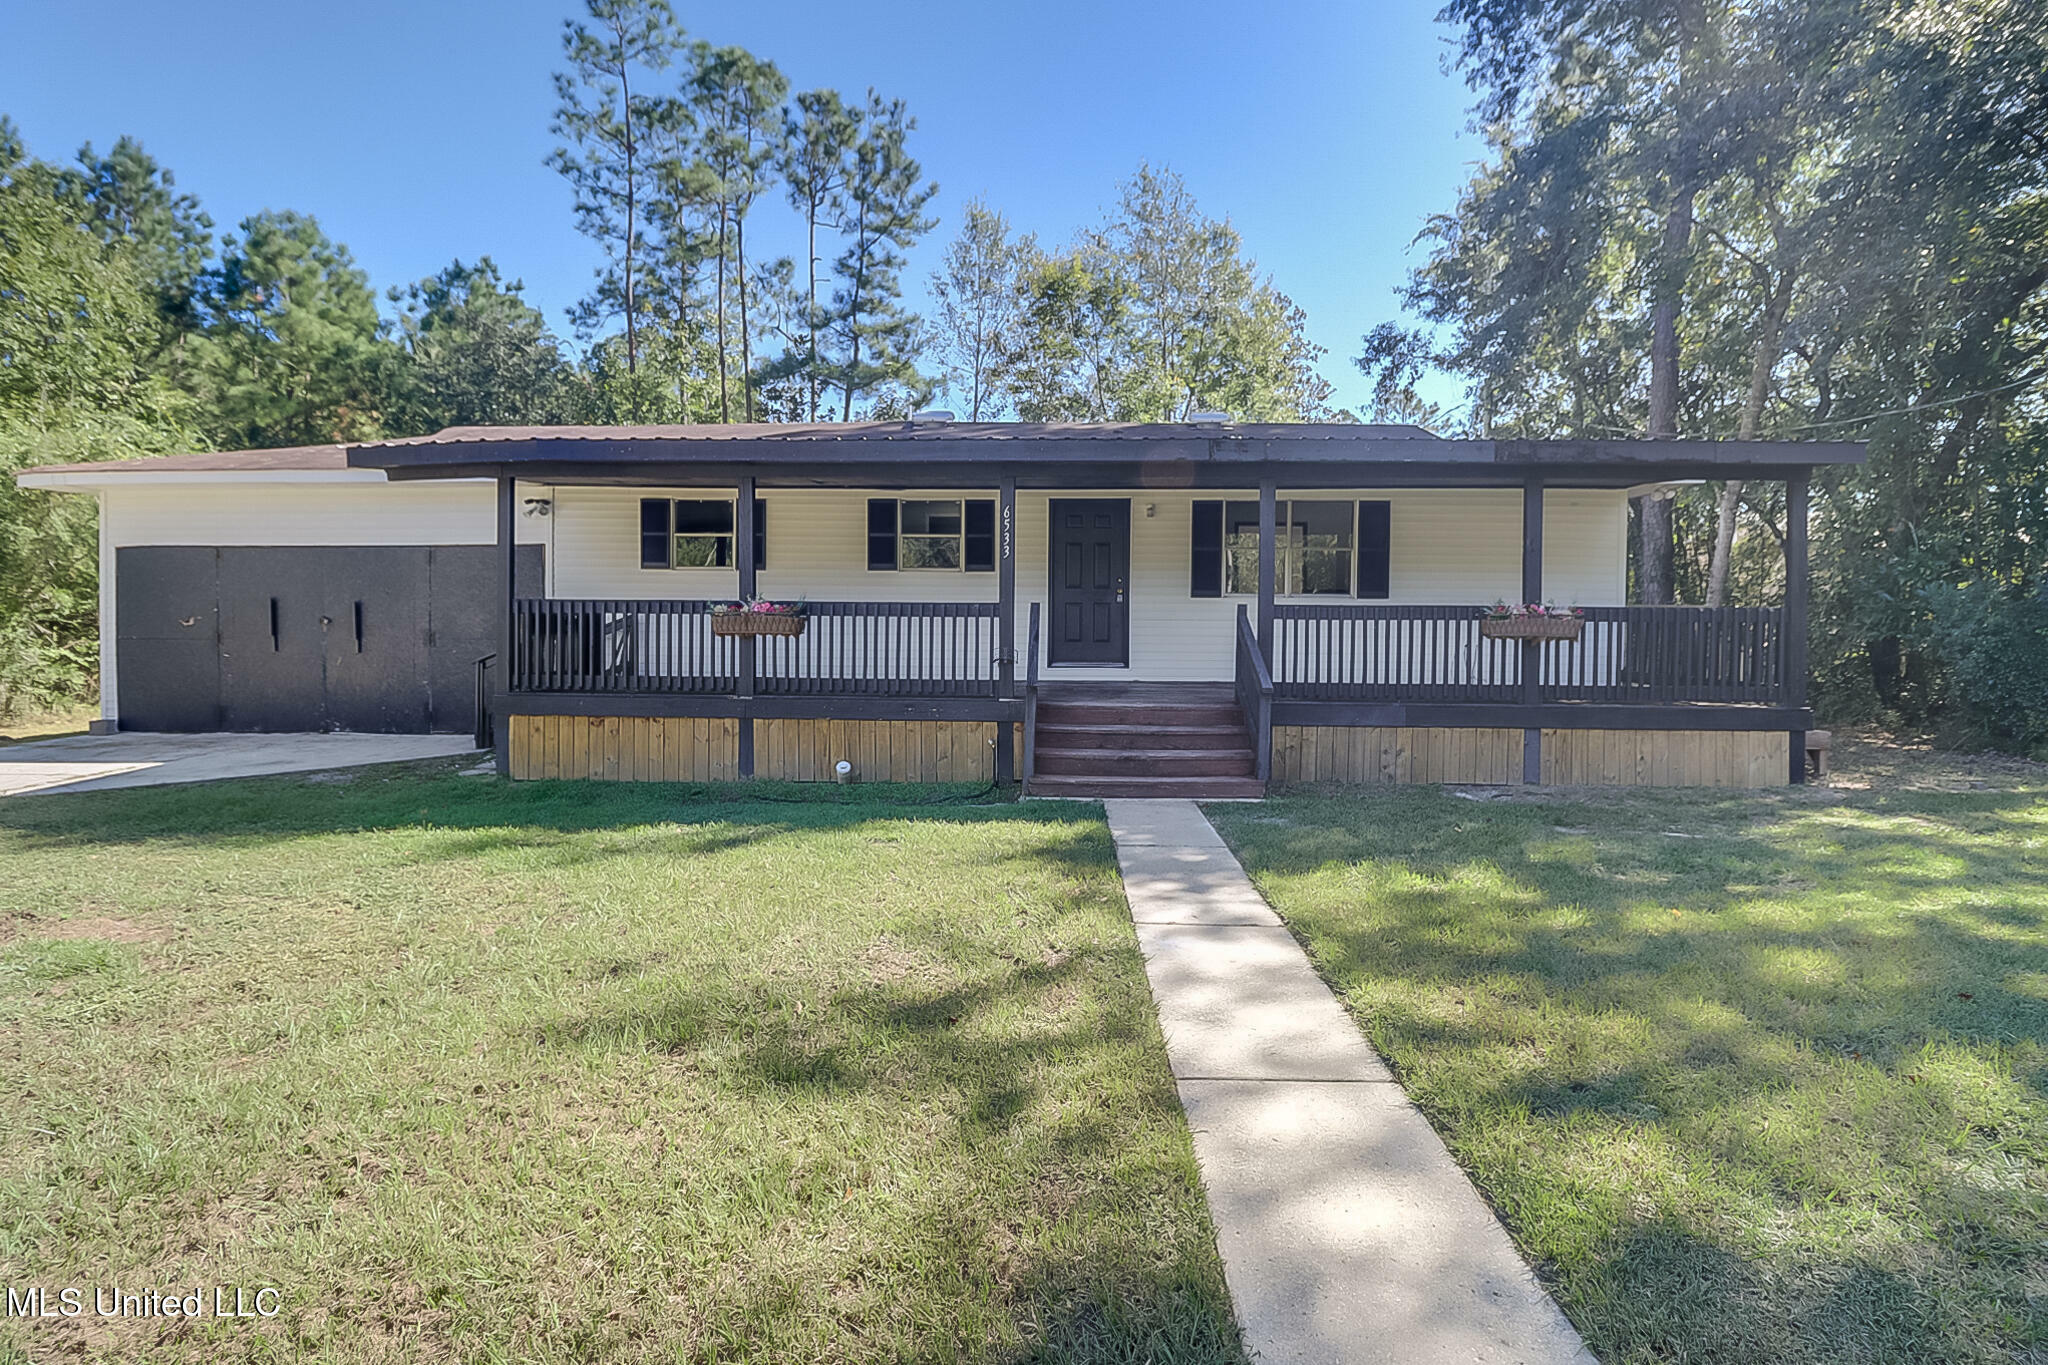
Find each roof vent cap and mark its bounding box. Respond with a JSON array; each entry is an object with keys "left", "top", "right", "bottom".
[
  {"left": 1188, "top": 410, "right": 1231, "bottom": 425},
  {"left": 909, "top": 409, "right": 955, "bottom": 425}
]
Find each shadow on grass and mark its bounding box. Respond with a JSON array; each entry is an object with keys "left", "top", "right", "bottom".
[
  {"left": 519, "top": 851, "right": 1239, "bottom": 1363},
  {"left": 0, "top": 764, "right": 1103, "bottom": 853},
  {"left": 1209, "top": 786, "right": 2048, "bottom": 1365}
]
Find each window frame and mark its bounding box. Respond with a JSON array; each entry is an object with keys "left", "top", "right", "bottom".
[
  {"left": 898, "top": 498, "right": 966, "bottom": 571},
  {"left": 638, "top": 497, "right": 766, "bottom": 571},
  {"left": 1220, "top": 500, "right": 1356, "bottom": 597},
  {"left": 866, "top": 497, "right": 997, "bottom": 573},
  {"left": 1192, "top": 498, "right": 1390, "bottom": 599}
]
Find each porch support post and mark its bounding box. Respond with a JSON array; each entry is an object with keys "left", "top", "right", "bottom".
[
  {"left": 1520, "top": 475, "right": 1544, "bottom": 784},
  {"left": 995, "top": 477, "right": 1017, "bottom": 783},
  {"left": 1257, "top": 480, "right": 1276, "bottom": 660},
  {"left": 736, "top": 475, "right": 757, "bottom": 777},
  {"left": 1786, "top": 470, "right": 1810, "bottom": 784},
  {"left": 495, "top": 473, "right": 514, "bottom": 777}
]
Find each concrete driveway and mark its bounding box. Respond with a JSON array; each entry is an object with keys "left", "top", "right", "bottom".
[{"left": 0, "top": 732, "right": 481, "bottom": 797}]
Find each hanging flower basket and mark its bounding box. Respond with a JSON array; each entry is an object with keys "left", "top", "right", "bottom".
[
  {"left": 1478, "top": 604, "right": 1584, "bottom": 642},
  {"left": 711, "top": 600, "right": 808, "bottom": 638}
]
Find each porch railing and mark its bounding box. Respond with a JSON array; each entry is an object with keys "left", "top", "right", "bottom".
[
  {"left": 1272, "top": 604, "right": 1792, "bottom": 706},
  {"left": 508, "top": 598, "right": 1003, "bottom": 698},
  {"left": 1235, "top": 605, "right": 1274, "bottom": 781}
]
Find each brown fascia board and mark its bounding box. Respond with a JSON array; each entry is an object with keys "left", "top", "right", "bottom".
[{"left": 347, "top": 432, "right": 1864, "bottom": 477}]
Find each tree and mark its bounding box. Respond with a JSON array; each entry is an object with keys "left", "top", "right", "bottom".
[
  {"left": 688, "top": 44, "right": 788, "bottom": 421},
  {"left": 389, "top": 258, "right": 578, "bottom": 431},
  {"left": 193, "top": 210, "right": 397, "bottom": 448},
  {"left": 549, "top": 0, "right": 684, "bottom": 383},
  {"left": 1003, "top": 166, "right": 1333, "bottom": 422},
  {"left": 1007, "top": 244, "right": 1134, "bottom": 421},
  {"left": 0, "top": 134, "right": 189, "bottom": 715},
  {"left": 1380, "top": 0, "right": 2048, "bottom": 745},
  {"left": 56, "top": 135, "right": 213, "bottom": 347},
  {"left": 823, "top": 91, "right": 937, "bottom": 419},
  {"left": 928, "top": 200, "right": 1027, "bottom": 420},
  {"left": 777, "top": 89, "right": 857, "bottom": 420}
]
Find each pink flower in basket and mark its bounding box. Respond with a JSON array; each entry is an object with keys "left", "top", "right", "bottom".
[
  {"left": 712, "top": 597, "right": 806, "bottom": 617},
  {"left": 1480, "top": 600, "right": 1585, "bottom": 620}
]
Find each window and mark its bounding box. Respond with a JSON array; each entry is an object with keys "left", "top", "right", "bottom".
[
  {"left": 866, "top": 498, "right": 997, "bottom": 572},
  {"left": 639, "top": 498, "right": 767, "bottom": 570},
  {"left": 1191, "top": 499, "right": 1386, "bottom": 597},
  {"left": 673, "top": 499, "right": 735, "bottom": 567},
  {"left": 901, "top": 499, "right": 963, "bottom": 569}
]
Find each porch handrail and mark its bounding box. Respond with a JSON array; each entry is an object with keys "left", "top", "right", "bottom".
[
  {"left": 1235, "top": 604, "right": 1274, "bottom": 782},
  {"left": 1270, "top": 602, "right": 1790, "bottom": 706},
  {"left": 472, "top": 653, "right": 495, "bottom": 750},
  {"left": 508, "top": 597, "right": 1001, "bottom": 698},
  {"left": 1022, "top": 601, "right": 1042, "bottom": 788}
]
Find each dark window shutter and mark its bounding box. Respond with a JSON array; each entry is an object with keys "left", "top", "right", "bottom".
[
  {"left": 1190, "top": 500, "right": 1223, "bottom": 597},
  {"left": 640, "top": 498, "right": 672, "bottom": 569},
  {"left": 1357, "top": 500, "right": 1391, "bottom": 598},
  {"left": 866, "top": 498, "right": 898, "bottom": 570},
  {"left": 753, "top": 500, "right": 768, "bottom": 570},
  {"left": 963, "top": 499, "right": 996, "bottom": 572}
]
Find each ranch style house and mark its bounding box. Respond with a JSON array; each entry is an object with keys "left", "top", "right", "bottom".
[{"left": 17, "top": 419, "right": 1863, "bottom": 797}]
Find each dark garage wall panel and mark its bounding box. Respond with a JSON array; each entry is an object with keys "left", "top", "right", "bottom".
[
  {"left": 115, "top": 547, "right": 223, "bottom": 731},
  {"left": 117, "top": 544, "right": 540, "bottom": 734}
]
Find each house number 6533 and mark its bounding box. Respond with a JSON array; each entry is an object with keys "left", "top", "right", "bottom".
[{"left": 1001, "top": 503, "right": 1014, "bottom": 560}]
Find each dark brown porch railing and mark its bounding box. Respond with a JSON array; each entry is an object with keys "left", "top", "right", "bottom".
[
  {"left": 508, "top": 597, "right": 1002, "bottom": 698},
  {"left": 1272, "top": 604, "right": 1790, "bottom": 705},
  {"left": 1235, "top": 604, "right": 1274, "bottom": 781}
]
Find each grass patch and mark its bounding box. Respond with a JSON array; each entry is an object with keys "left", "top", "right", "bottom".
[
  {"left": 0, "top": 770, "right": 1241, "bottom": 1363},
  {"left": 1208, "top": 782, "right": 2048, "bottom": 1365},
  {"left": 0, "top": 704, "right": 96, "bottom": 747}
]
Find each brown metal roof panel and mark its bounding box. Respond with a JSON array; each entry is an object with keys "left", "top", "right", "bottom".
[{"left": 20, "top": 444, "right": 351, "bottom": 477}]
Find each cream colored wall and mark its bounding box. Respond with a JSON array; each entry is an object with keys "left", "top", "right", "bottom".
[
  {"left": 101, "top": 478, "right": 549, "bottom": 548},
  {"left": 549, "top": 485, "right": 1629, "bottom": 682}
]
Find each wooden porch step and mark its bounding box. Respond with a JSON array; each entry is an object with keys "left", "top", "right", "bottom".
[
  {"left": 1034, "top": 747, "right": 1256, "bottom": 778},
  {"left": 1026, "top": 774, "right": 1268, "bottom": 800},
  {"left": 1035, "top": 702, "right": 1244, "bottom": 728},
  {"left": 1035, "top": 722, "right": 1250, "bottom": 751}
]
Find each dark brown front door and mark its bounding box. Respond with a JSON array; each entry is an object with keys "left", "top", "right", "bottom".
[{"left": 1048, "top": 499, "right": 1130, "bottom": 665}]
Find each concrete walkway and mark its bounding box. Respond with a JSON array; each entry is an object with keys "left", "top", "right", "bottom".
[
  {"left": 0, "top": 731, "right": 480, "bottom": 798},
  {"left": 1105, "top": 799, "right": 1595, "bottom": 1365}
]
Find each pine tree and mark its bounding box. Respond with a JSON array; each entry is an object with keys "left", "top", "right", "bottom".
[
  {"left": 825, "top": 91, "right": 937, "bottom": 419},
  {"left": 929, "top": 200, "right": 1027, "bottom": 420},
  {"left": 548, "top": 0, "right": 684, "bottom": 383},
  {"left": 778, "top": 89, "right": 857, "bottom": 421}
]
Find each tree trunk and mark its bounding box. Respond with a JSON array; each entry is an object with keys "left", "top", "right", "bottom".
[
  {"left": 840, "top": 214, "right": 866, "bottom": 422},
  {"left": 620, "top": 59, "right": 638, "bottom": 379},
  {"left": 714, "top": 204, "right": 729, "bottom": 423},
  {"left": 1638, "top": 0, "right": 1701, "bottom": 606},
  {"left": 805, "top": 191, "right": 823, "bottom": 423},
  {"left": 736, "top": 204, "right": 753, "bottom": 422},
  {"left": 1705, "top": 272, "right": 1795, "bottom": 605}
]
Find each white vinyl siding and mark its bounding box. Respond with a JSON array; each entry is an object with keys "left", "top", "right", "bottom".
[
  {"left": 547, "top": 486, "right": 1628, "bottom": 682},
  {"left": 100, "top": 479, "right": 550, "bottom": 549}
]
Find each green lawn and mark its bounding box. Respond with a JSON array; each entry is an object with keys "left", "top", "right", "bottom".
[
  {"left": 0, "top": 766, "right": 1242, "bottom": 1364},
  {"left": 1209, "top": 777, "right": 2048, "bottom": 1365}
]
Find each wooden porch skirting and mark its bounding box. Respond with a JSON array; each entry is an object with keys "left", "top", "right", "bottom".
[
  {"left": 1272, "top": 725, "right": 1790, "bottom": 788},
  {"left": 505, "top": 714, "right": 1017, "bottom": 783}
]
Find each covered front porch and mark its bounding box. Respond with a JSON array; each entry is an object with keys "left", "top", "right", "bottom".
[{"left": 345, "top": 421, "right": 1857, "bottom": 791}]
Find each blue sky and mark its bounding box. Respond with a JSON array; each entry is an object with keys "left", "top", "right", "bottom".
[{"left": 3, "top": 0, "right": 1478, "bottom": 416}]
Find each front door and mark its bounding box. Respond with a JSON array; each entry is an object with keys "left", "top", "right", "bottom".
[{"left": 1047, "top": 499, "right": 1130, "bottom": 666}]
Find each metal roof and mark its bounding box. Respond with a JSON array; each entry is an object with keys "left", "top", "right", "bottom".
[
  {"left": 21, "top": 444, "right": 351, "bottom": 478},
  {"left": 352, "top": 420, "right": 1446, "bottom": 448},
  {"left": 16, "top": 423, "right": 1866, "bottom": 492}
]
